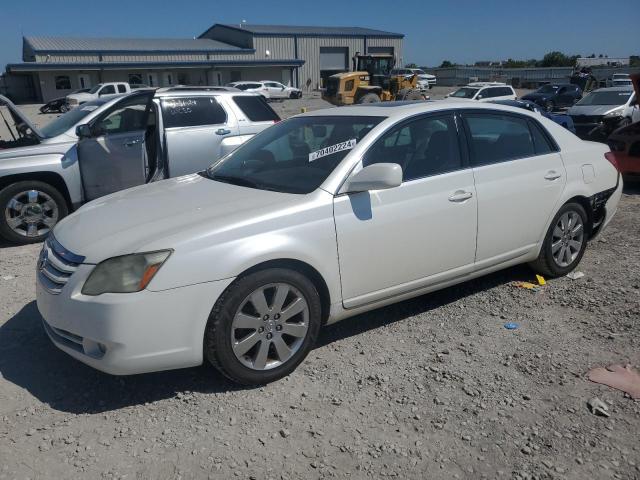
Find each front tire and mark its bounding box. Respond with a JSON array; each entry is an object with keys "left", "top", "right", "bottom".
[
  {"left": 357, "top": 93, "right": 381, "bottom": 104},
  {"left": 59, "top": 103, "right": 69, "bottom": 113},
  {"left": 529, "top": 202, "right": 588, "bottom": 278},
  {"left": 204, "top": 268, "right": 322, "bottom": 385},
  {"left": 0, "top": 181, "right": 68, "bottom": 244}
]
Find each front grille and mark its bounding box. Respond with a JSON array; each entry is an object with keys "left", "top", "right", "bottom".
[
  {"left": 570, "top": 115, "right": 602, "bottom": 124},
  {"left": 325, "top": 78, "right": 339, "bottom": 96},
  {"left": 37, "top": 235, "right": 85, "bottom": 294}
]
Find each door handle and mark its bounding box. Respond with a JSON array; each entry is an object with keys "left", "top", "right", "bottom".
[
  {"left": 216, "top": 128, "right": 231, "bottom": 136},
  {"left": 544, "top": 171, "right": 562, "bottom": 180},
  {"left": 448, "top": 190, "right": 473, "bottom": 202},
  {"left": 124, "top": 139, "right": 141, "bottom": 147}
]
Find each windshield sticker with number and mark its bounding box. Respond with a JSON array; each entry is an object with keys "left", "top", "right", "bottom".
[{"left": 309, "top": 138, "right": 357, "bottom": 162}]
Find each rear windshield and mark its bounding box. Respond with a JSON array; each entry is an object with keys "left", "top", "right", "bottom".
[
  {"left": 451, "top": 87, "right": 479, "bottom": 99},
  {"left": 576, "top": 91, "right": 632, "bottom": 106},
  {"left": 232, "top": 96, "right": 280, "bottom": 122},
  {"left": 207, "top": 116, "right": 384, "bottom": 194}
]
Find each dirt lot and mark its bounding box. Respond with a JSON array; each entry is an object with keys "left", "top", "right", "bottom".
[{"left": 1, "top": 91, "right": 639, "bottom": 480}]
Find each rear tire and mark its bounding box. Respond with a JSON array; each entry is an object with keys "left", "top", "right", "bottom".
[
  {"left": 529, "top": 202, "right": 588, "bottom": 278},
  {"left": 204, "top": 268, "right": 322, "bottom": 385},
  {"left": 59, "top": 104, "right": 69, "bottom": 113},
  {"left": 0, "top": 181, "right": 68, "bottom": 244},
  {"left": 357, "top": 93, "right": 381, "bottom": 104}
]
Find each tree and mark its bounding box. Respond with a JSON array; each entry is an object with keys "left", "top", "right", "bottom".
[
  {"left": 439, "top": 60, "right": 454, "bottom": 68},
  {"left": 538, "top": 51, "right": 579, "bottom": 67},
  {"left": 630, "top": 56, "right": 640, "bottom": 67},
  {"left": 404, "top": 63, "right": 418, "bottom": 69}
]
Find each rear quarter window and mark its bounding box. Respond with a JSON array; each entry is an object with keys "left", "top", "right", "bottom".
[
  {"left": 232, "top": 96, "right": 280, "bottom": 122},
  {"left": 161, "top": 97, "right": 227, "bottom": 128}
]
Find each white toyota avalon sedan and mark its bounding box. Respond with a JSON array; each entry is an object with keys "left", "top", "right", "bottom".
[{"left": 36, "top": 101, "right": 622, "bottom": 385}]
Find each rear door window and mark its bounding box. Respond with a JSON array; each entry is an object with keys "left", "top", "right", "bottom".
[
  {"left": 117, "top": 84, "right": 127, "bottom": 93},
  {"left": 161, "top": 96, "right": 227, "bottom": 128},
  {"left": 464, "top": 113, "right": 536, "bottom": 166},
  {"left": 232, "top": 96, "right": 280, "bottom": 122}
]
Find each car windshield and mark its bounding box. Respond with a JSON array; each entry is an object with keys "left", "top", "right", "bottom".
[
  {"left": 413, "top": 69, "right": 426, "bottom": 75},
  {"left": 206, "top": 116, "right": 384, "bottom": 194},
  {"left": 88, "top": 85, "right": 102, "bottom": 94},
  {"left": 39, "top": 100, "right": 105, "bottom": 138},
  {"left": 537, "top": 85, "right": 559, "bottom": 93},
  {"left": 576, "top": 90, "right": 632, "bottom": 106},
  {"left": 451, "top": 87, "right": 479, "bottom": 98}
]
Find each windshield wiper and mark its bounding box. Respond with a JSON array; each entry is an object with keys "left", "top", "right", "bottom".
[{"left": 209, "top": 174, "right": 261, "bottom": 189}]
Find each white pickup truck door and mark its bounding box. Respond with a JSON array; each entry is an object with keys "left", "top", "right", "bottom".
[
  {"left": 77, "top": 92, "right": 154, "bottom": 201},
  {"left": 333, "top": 113, "right": 478, "bottom": 308},
  {"left": 161, "top": 95, "right": 239, "bottom": 177}
]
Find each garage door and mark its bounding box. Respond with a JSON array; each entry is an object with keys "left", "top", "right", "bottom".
[
  {"left": 320, "top": 47, "right": 348, "bottom": 71},
  {"left": 368, "top": 47, "right": 394, "bottom": 56}
]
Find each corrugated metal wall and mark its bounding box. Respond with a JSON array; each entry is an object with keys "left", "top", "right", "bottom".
[{"left": 366, "top": 37, "right": 403, "bottom": 64}]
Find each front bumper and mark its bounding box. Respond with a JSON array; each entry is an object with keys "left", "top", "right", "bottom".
[{"left": 37, "top": 263, "right": 234, "bottom": 375}]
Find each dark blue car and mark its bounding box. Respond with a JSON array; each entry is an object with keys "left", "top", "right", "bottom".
[
  {"left": 521, "top": 84, "right": 582, "bottom": 111},
  {"left": 491, "top": 99, "right": 577, "bottom": 134}
]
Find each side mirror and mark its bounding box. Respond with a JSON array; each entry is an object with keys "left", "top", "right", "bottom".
[
  {"left": 342, "top": 163, "right": 402, "bottom": 193},
  {"left": 75, "top": 124, "right": 92, "bottom": 138},
  {"left": 476, "top": 95, "right": 483, "bottom": 99}
]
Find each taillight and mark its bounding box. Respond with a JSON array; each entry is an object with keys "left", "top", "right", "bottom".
[{"left": 604, "top": 151, "right": 620, "bottom": 172}]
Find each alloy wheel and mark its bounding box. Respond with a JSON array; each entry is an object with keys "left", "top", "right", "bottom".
[
  {"left": 230, "top": 282, "right": 309, "bottom": 370},
  {"left": 4, "top": 190, "right": 59, "bottom": 238},
  {"left": 551, "top": 211, "right": 584, "bottom": 267}
]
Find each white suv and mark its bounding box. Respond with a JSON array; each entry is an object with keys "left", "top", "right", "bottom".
[
  {"left": 448, "top": 82, "right": 517, "bottom": 102},
  {"left": 391, "top": 68, "right": 436, "bottom": 91}
]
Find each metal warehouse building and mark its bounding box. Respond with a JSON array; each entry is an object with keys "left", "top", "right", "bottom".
[{"left": 4, "top": 23, "right": 403, "bottom": 102}]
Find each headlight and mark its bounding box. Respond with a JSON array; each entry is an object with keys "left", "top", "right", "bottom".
[
  {"left": 604, "top": 110, "right": 623, "bottom": 119},
  {"left": 82, "top": 250, "right": 171, "bottom": 296}
]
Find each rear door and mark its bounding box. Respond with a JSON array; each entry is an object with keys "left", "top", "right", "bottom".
[
  {"left": 161, "top": 95, "right": 239, "bottom": 177},
  {"left": 77, "top": 92, "right": 154, "bottom": 200},
  {"left": 461, "top": 110, "right": 566, "bottom": 266}
]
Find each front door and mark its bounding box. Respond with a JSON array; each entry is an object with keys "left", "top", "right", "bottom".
[
  {"left": 160, "top": 95, "right": 239, "bottom": 177},
  {"left": 77, "top": 92, "right": 154, "bottom": 201},
  {"left": 77, "top": 74, "right": 91, "bottom": 90},
  {"left": 147, "top": 73, "right": 159, "bottom": 88},
  {"left": 334, "top": 113, "right": 478, "bottom": 308},
  {"left": 461, "top": 111, "right": 566, "bottom": 266}
]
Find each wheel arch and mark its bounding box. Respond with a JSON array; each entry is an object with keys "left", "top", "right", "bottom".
[
  {"left": 237, "top": 258, "right": 331, "bottom": 325},
  {"left": 0, "top": 172, "right": 73, "bottom": 211}
]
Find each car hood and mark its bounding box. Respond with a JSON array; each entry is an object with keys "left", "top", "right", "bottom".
[
  {"left": 0, "top": 94, "right": 44, "bottom": 138},
  {"left": 521, "top": 93, "right": 548, "bottom": 102},
  {"left": 53, "top": 174, "right": 314, "bottom": 263},
  {"left": 568, "top": 104, "right": 622, "bottom": 116}
]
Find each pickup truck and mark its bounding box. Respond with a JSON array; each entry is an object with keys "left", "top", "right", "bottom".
[
  {"left": 0, "top": 88, "right": 280, "bottom": 244},
  {"left": 66, "top": 82, "right": 139, "bottom": 107}
]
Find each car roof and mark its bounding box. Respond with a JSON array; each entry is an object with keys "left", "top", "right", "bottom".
[
  {"left": 300, "top": 99, "right": 540, "bottom": 119},
  {"left": 153, "top": 89, "right": 262, "bottom": 98},
  {"left": 592, "top": 86, "right": 634, "bottom": 92}
]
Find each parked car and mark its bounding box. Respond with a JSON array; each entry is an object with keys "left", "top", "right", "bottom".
[
  {"left": 568, "top": 86, "right": 636, "bottom": 139},
  {"left": 608, "top": 73, "right": 632, "bottom": 87},
  {"left": 0, "top": 90, "right": 280, "bottom": 244},
  {"left": 447, "top": 82, "right": 517, "bottom": 101},
  {"left": 521, "top": 84, "right": 582, "bottom": 111},
  {"left": 36, "top": 101, "right": 621, "bottom": 384},
  {"left": 490, "top": 99, "right": 576, "bottom": 133},
  {"left": 606, "top": 73, "right": 640, "bottom": 177},
  {"left": 227, "top": 81, "right": 302, "bottom": 99},
  {"left": 390, "top": 68, "right": 436, "bottom": 91},
  {"left": 67, "top": 82, "right": 133, "bottom": 107},
  {"left": 40, "top": 88, "right": 91, "bottom": 114}
]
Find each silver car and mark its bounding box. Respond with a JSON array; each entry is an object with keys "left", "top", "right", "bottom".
[{"left": 0, "top": 89, "right": 280, "bottom": 244}]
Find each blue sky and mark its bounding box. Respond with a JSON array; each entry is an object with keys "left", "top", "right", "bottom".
[{"left": 1, "top": 0, "right": 638, "bottom": 68}]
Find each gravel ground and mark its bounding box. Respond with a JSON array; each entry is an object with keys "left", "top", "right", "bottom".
[{"left": 1, "top": 90, "right": 639, "bottom": 480}]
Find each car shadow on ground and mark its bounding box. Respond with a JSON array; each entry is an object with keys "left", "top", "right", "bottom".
[
  {"left": 623, "top": 177, "right": 640, "bottom": 195},
  {"left": 0, "top": 265, "right": 534, "bottom": 414}
]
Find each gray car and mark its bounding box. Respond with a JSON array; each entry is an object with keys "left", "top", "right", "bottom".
[{"left": 0, "top": 89, "right": 280, "bottom": 244}]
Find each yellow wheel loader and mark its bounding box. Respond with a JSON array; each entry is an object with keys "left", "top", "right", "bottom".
[{"left": 322, "top": 54, "right": 426, "bottom": 106}]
